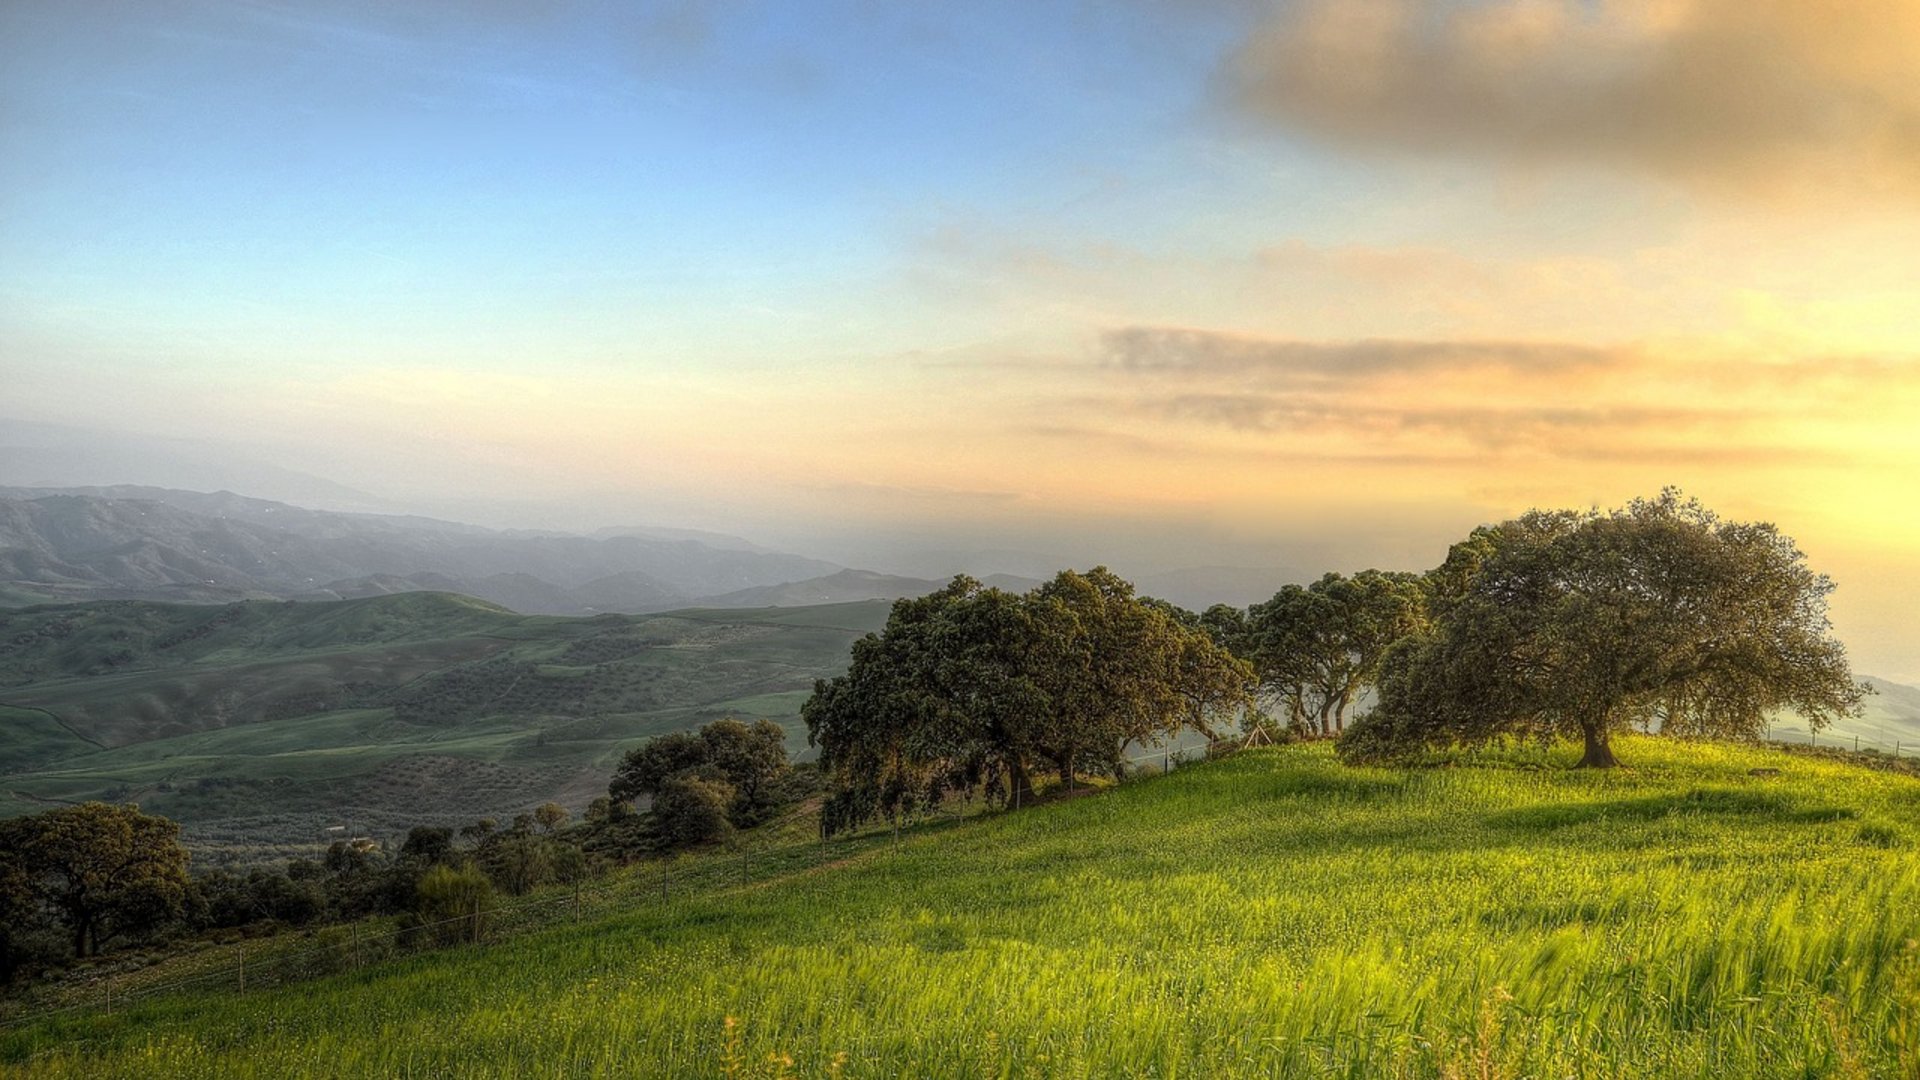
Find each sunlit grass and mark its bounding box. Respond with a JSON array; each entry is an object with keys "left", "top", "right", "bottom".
[{"left": 7, "top": 736, "right": 1920, "bottom": 1077}]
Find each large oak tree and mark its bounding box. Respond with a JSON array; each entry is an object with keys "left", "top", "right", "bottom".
[{"left": 1342, "top": 491, "right": 1868, "bottom": 768}]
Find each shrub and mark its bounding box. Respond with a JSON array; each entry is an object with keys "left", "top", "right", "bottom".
[
  {"left": 412, "top": 865, "right": 495, "bottom": 946},
  {"left": 652, "top": 776, "right": 736, "bottom": 848}
]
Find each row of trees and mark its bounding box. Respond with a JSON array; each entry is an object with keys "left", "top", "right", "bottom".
[
  {"left": 1215, "top": 492, "right": 1864, "bottom": 768},
  {"left": 0, "top": 718, "right": 803, "bottom": 986},
  {"left": 802, "top": 569, "right": 1254, "bottom": 834},
  {"left": 804, "top": 491, "right": 1866, "bottom": 815},
  {"left": 0, "top": 800, "right": 592, "bottom": 982}
]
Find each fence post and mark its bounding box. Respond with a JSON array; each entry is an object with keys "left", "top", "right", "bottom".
[
  {"left": 1855, "top": 735, "right": 1861, "bottom": 752},
  {"left": 740, "top": 848, "right": 749, "bottom": 886},
  {"left": 238, "top": 944, "right": 246, "bottom": 992},
  {"left": 353, "top": 923, "right": 362, "bottom": 970},
  {"left": 661, "top": 866, "right": 669, "bottom": 904}
]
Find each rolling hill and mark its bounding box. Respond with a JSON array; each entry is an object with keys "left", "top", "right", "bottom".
[
  {"left": 6, "top": 738, "right": 1920, "bottom": 1076},
  {"left": 0, "top": 593, "right": 888, "bottom": 860}
]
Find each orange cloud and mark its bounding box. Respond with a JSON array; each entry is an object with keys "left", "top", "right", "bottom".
[
  {"left": 1226, "top": 0, "right": 1920, "bottom": 199},
  {"left": 1061, "top": 327, "right": 1920, "bottom": 475}
]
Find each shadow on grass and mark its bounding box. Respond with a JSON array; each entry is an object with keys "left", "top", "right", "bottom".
[{"left": 1486, "top": 787, "right": 1857, "bottom": 832}]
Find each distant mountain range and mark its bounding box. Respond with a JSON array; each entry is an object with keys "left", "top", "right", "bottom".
[
  {"left": 0, "top": 485, "right": 1319, "bottom": 616},
  {"left": 0, "top": 486, "right": 839, "bottom": 614},
  {"left": 694, "top": 569, "right": 1043, "bottom": 609}
]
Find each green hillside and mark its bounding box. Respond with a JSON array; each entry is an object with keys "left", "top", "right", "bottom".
[
  {"left": 0, "top": 594, "right": 888, "bottom": 859},
  {"left": 7, "top": 738, "right": 1919, "bottom": 1078}
]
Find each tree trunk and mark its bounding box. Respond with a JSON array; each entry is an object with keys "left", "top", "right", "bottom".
[
  {"left": 1008, "top": 759, "right": 1036, "bottom": 806},
  {"left": 1579, "top": 723, "right": 1619, "bottom": 768}
]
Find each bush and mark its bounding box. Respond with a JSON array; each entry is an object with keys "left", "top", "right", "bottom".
[
  {"left": 480, "top": 835, "right": 554, "bottom": 896},
  {"left": 652, "top": 776, "right": 736, "bottom": 848},
  {"left": 609, "top": 719, "right": 790, "bottom": 827},
  {"left": 411, "top": 865, "right": 495, "bottom": 946},
  {"left": 550, "top": 843, "right": 590, "bottom": 885}
]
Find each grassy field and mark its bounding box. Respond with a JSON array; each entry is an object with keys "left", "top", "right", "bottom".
[
  {"left": 6, "top": 736, "right": 1918, "bottom": 1078},
  {"left": 0, "top": 594, "right": 889, "bottom": 858}
]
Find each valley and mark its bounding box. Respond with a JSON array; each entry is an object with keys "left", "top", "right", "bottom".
[{"left": 0, "top": 593, "right": 886, "bottom": 862}]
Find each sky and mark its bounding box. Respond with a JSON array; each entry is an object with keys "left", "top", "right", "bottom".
[{"left": 2, "top": 1, "right": 1918, "bottom": 680}]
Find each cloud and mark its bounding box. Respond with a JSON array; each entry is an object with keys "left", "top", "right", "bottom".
[
  {"left": 1061, "top": 324, "right": 1920, "bottom": 471},
  {"left": 1099, "top": 326, "right": 1625, "bottom": 384},
  {"left": 1224, "top": 0, "right": 1920, "bottom": 198},
  {"left": 805, "top": 480, "right": 1027, "bottom": 506}
]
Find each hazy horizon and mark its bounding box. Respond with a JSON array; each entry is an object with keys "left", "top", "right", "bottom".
[{"left": 5, "top": 1, "right": 1918, "bottom": 681}]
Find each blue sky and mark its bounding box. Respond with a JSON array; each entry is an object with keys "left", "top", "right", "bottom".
[
  {"left": 5, "top": 2, "right": 1260, "bottom": 369},
  {"left": 4, "top": 1, "right": 1920, "bottom": 678}
]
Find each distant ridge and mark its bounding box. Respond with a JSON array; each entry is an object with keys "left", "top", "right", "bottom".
[
  {"left": 692, "top": 569, "right": 1052, "bottom": 609},
  {"left": 695, "top": 569, "right": 946, "bottom": 608},
  {"left": 0, "top": 487, "right": 839, "bottom": 615}
]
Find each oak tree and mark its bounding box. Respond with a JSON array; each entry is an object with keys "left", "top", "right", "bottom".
[
  {"left": 9, "top": 802, "right": 191, "bottom": 957},
  {"left": 1342, "top": 491, "right": 1868, "bottom": 768},
  {"left": 1245, "top": 571, "right": 1428, "bottom": 737}
]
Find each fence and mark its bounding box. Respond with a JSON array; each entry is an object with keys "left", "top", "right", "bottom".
[
  {"left": 1, "top": 743, "right": 1216, "bottom": 1034},
  {"left": 1763, "top": 725, "right": 1917, "bottom": 759}
]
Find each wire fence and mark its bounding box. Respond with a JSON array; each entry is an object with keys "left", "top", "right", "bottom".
[
  {"left": 0, "top": 743, "right": 1221, "bottom": 1035},
  {"left": 1762, "top": 725, "right": 1917, "bottom": 759}
]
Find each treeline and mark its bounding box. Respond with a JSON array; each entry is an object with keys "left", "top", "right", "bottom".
[
  {"left": 0, "top": 719, "right": 811, "bottom": 987},
  {"left": 803, "top": 491, "right": 1866, "bottom": 817},
  {"left": 802, "top": 568, "right": 1255, "bottom": 834},
  {"left": 798, "top": 566, "right": 1428, "bottom": 833}
]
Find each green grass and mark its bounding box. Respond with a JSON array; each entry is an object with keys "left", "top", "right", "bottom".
[
  {"left": 6, "top": 736, "right": 1919, "bottom": 1077},
  {"left": 0, "top": 595, "right": 890, "bottom": 857}
]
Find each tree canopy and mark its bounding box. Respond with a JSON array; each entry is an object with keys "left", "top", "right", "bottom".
[
  {"left": 608, "top": 717, "right": 792, "bottom": 843},
  {"left": 0, "top": 802, "right": 191, "bottom": 958},
  {"left": 609, "top": 718, "right": 787, "bottom": 808},
  {"left": 1341, "top": 491, "right": 1868, "bottom": 767},
  {"left": 1238, "top": 570, "right": 1429, "bottom": 736},
  {"left": 803, "top": 569, "right": 1253, "bottom": 834}
]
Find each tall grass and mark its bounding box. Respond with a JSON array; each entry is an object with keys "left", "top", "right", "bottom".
[{"left": 7, "top": 737, "right": 1919, "bottom": 1077}]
